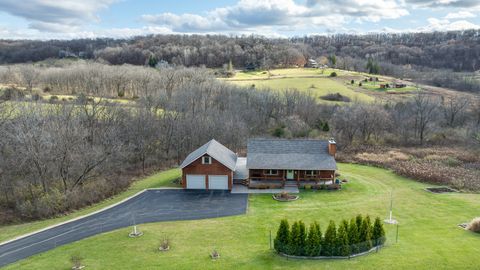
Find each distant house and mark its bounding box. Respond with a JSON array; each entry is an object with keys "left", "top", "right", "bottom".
[
  {"left": 394, "top": 83, "right": 407, "bottom": 88},
  {"left": 180, "top": 138, "right": 337, "bottom": 190},
  {"left": 304, "top": 59, "right": 319, "bottom": 68}
]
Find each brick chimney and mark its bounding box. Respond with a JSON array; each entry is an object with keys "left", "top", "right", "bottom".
[{"left": 328, "top": 138, "right": 336, "bottom": 157}]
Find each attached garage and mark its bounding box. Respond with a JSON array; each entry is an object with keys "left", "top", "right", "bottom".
[
  {"left": 180, "top": 139, "right": 237, "bottom": 191},
  {"left": 208, "top": 175, "right": 229, "bottom": 190},
  {"left": 186, "top": 175, "right": 206, "bottom": 189}
]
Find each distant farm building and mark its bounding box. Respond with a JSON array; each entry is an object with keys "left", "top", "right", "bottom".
[{"left": 304, "top": 59, "right": 319, "bottom": 68}]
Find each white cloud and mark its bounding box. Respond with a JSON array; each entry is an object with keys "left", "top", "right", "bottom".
[
  {"left": 444, "top": 10, "right": 476, "bottom": 19},
  {"left": 142, "top": 0, "right": 409, "bottom": 33},
  {"left": 0, "top": 0, "right": 115, "bottom": 32},
  {"left": 0, "top": 26, "right": 173, "bottom": 40}
]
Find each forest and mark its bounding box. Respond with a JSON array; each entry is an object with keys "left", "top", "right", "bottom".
[
  {"left": 1, "top": 31, "right": 480, "bottom": 93},
  {"left": 0, "top": 62, "right": 479, "bottom": 223}
]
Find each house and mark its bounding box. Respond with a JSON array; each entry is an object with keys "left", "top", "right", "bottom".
[
  {"left": 304, "top": 59, "right": 319, "bottom": 68},
  {"left": 180, "top": 138, "right": 337, "bottom": 190}
]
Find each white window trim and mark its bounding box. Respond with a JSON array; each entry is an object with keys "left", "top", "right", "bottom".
[
  {"left": 264, "top": 169, "right": 278, "bottom": 175},
  {"left": 202, "top": 156, "right": 212, "bottom": 165}
]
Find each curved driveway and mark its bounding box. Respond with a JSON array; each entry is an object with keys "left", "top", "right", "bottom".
[{"left": 0, "top": 189, "right": 248, "bottom": 267}]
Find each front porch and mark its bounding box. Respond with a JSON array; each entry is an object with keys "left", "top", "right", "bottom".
[{"left": 247, "top": 169, "right": 336, "bottom": 188}]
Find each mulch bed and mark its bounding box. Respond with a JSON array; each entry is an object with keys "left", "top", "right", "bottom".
[{"left": 273, "top": 193, "right": 299, "bottom": 202}]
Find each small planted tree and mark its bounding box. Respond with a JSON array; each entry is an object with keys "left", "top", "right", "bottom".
[
  {"left": 322, "top": 220, "right": 336, "bottom": 256},
  {"left": 359, "top": 215, "right": 373, "bottom": 251},
  {"left": 288, "top": 221, "right": 300, "bottom": 255},
  {"left": 297, "top": 221, "right": 307, "bottom": 256},
  {"left": 348, "top": 218, "right": 360, "bottom": 254},
  {"left": 274, "top": 219, "right": 290, "bottom": 253},
  {"left": 70, "top": 254, "right": 84, "bottom": 270},
  {"left": 337, "top": 221, "right": 350, "bottom": 256},
  {"left": 305, "top": 222, "right": 322, "bottom": 256},
  {"left": 372, "top": 217, "right": 386, "bottom": 246}
]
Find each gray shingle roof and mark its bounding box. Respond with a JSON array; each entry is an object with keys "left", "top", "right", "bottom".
[
  {"left": 233, "top": 157, "right": 248, "bottom": 180},
  {"left": 180, "top": 139, "right": 238, "bottom": 171},
  {"left": 246, "top": 139, "right": 337, "bottom": 170}
]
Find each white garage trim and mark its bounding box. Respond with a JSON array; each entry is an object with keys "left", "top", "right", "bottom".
[
  {"left": 186, "top": 175, "right": 206, "bottom": 189},
  {"left": 208, "top": 175, "right": 229, "bottom": 190}
]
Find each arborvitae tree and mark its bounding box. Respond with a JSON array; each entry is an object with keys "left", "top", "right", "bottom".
[
  {"left": 359, "top": 215, "right": 373, "bottom": 251},
  {"left": 372, "top": 217, "right": 386, "bottom": 246},
  {"left": 274, "top": 219, "right": 290, "bottom": 253},
  {"left": 356, "top": 214, "right": 363, "bottom": 234},
  {"left": 337, "top": 221, "right": 350, "bottom": 256},
  {"left": 288, "top": 221, "right": 300, "bottom": 255},
  {"left": 348, "top": 218, "right": 360, "bottom": 254},
  {"left": 328, "top": 54, "right": 337, "bottom": 67},
  {"left": 297, "top": 221, "right": 307, "bottom": 256},
  {"left": 306, "top": 222, "right": 322, "bottom": 256},
  {"left": 322, "top": 220, "right": 337, "bottom": 256},
  {"left": 322, "top": 122, "right": 330, "bottom": 132}
]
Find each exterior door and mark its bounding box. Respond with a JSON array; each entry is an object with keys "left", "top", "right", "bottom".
[
  {"left": 286, "top": 170, "right": 294, "bottom": 180},
  {"left": 208, "top": 175, "right": 229, "bottom": 190},
  {"left": 186, "top": 175, "right": 206, "bottom": 189}
]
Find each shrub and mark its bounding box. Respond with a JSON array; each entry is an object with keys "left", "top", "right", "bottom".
[
  {"left": 359, "top": 215, "right": 373, "bottom": 251},
  {"left": 320, "top": 93, "right": 351, "bottom": 102},
  {"left": 337, "top": 221, "right": 350, "bottom": 256},
  {"left": 322, "top": 122, "right": 330, "bottom": 132},
  {"left": 274, "top": 219, "right": 290, "bottom": 253},
  {"left": 70, "top": 254, "right": 84, "bottom": 269},
  {"left": 49, "top": 95, "right": 59, "bottom": 103},
  {"left": 467, "top": 217, "right": 480, "bottom": 233},
  {"left": 372, "top": 217, "right": 386, "bottom": 246},
  {"left": 272, "top": 126, "right": 285, "bottom": 137},
  {"left": 305, "top": 222, "right": 322, "bottom": 256},
  {"left": 322, "top": 220, "right": 336, "bottom": 256},
  {"left": 330, "top": 72, "right": 337, "bottom": 77},
  {"left": 348, "top": 218, "right": 360, "bottom": 254}
]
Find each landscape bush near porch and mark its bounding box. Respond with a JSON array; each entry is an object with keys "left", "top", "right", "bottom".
[{"left": 274, "top": 215, "right": 386, "bottom": 258}]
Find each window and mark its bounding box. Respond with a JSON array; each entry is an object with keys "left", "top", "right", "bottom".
[
  {"left": 305, "top": 170, "right": 316, "bottom": 176},
  {"left": 202, "top": 156, "right": 211, "bottom": 165},
  {"left": 264, "top": 169, "right": 278, "bottom": 175}
]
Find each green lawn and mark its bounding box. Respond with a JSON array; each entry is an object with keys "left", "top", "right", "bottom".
[
  {"left": 225, "top": 68, "right": 374, "bottom": 103},
  {"left": 4, "top": 164, "right": 480, "bottom": 269},
  {"left": 0, "top": 169, "right": 181, "bottom": 244}
]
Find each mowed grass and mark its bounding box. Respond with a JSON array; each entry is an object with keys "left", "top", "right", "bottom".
[
  {"left": 4, "top": 164, "right": 480, "bottom": 270},
  {"left": 0, "top": 169, "right": 181, "bottom": 244},
  {"left": 224, "top": 68, "right": 374, "bottom": 103}
]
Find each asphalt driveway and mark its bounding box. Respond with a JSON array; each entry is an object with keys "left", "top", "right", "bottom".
[{"left": 0, "top": 189, "right": 248, "bottom": 267}]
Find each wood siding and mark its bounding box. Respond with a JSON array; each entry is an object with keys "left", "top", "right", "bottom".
[
  {"left": 249, "top": 169, "right": 335, "bottom": 181},
  {"left": 182, "top": 154, "right": 233, "bottom": 190}
]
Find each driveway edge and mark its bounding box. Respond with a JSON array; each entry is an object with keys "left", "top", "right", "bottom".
[{"left": 0, "top": 187, "right": 181, "bottom": 247}]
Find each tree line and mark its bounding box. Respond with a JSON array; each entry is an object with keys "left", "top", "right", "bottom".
[
  {"left": 1, "top": 31, "right": 480, "bottom": 92},
  {"left": 0, "top": 64, "right": 319, "bottom": 223}
]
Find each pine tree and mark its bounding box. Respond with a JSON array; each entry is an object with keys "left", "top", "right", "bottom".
[
  {"left": 274, "top": 219, "right": 290, "bottom": 253},
  {"left": 288, "top": 221, "right": 300, "bottom": 255},
  {"left": 337, "top": 221, "right": 350, "bottom": 256},
  {"left": 322, "top": 122, "right": 330, "bottom": 132},
  {"left": 148, "top": 55, "right": 158, "bottom": 68},
  {"left": 372, "top": 217, "right": 386, "bottom": 246},
  {"left": 322, "top": 220, "right": 336, "bottom": 256},
  {"left": 359, "top": 215, "right": 373, "bottom": 251},
  {"left": 356, "top": 214, "right": 363, "bottom": 234},
  {"left": 306, "top": 222, "right": 322, "bottom": 256},
  {"left": 297, "top": 221, "right": 307, "bottom": 256},
  {"left": 348, "top": 218, "right": 360, "bottom": 254}
]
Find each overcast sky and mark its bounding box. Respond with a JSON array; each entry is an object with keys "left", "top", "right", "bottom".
[{"left": 0, "top": 0, "right": 480, "bottom": 39}]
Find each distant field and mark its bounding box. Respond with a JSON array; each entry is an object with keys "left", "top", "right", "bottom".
[{"left": 223, "top": 68, "right": 374, "bottom": 103}]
